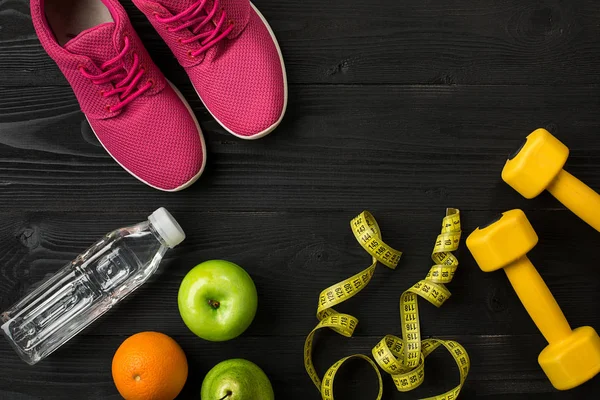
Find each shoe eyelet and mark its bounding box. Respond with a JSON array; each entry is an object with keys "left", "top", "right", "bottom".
[
  {"left": 228, "top": 19, "right": 234, "bottom": 26},
  {"left": 105, "top": 105, "right": 112, "bottom": 112},
  {"left": 100, "top": 90, "right": 105, "bottom": 96},
  {"left": 177, "top": 38, "right": 182, "bottom": 43},
  {"left": 187, "top": 50, "right": 195, "bottom": 58},
  {"left": 147, "top": 79, "right": 154, "bottom": 87},
  {"left": 77, "top": 64, "right": 85, "bottom": 72}
]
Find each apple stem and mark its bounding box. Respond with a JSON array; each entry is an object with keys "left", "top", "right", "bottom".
[{"left": 208, "top": 299, "right": 220, "bottom": 309}]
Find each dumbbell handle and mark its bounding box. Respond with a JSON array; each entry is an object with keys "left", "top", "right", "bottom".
[
  {"left": 504, "top": 256, "right": 572, "bottom": 344},
  {"left": 547, "top": 169, "right": 600, "bottom": 232}
]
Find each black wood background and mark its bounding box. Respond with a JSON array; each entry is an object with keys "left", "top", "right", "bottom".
[{"left": 1, "top": 0, "right": 600, "bottom": 398}]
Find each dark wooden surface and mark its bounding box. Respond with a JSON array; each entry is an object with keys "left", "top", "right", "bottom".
[{"left": 1, "top": 0, "right": 600, "bottom": 398}]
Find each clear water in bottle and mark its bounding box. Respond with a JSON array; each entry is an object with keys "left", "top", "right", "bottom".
[{"left": 1, "top": 207, "right": 185, "bottom": 365}]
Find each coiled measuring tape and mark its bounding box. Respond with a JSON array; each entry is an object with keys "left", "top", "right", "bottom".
[{"left": 304, "top": 209, "right": 470, "bottom": 399}]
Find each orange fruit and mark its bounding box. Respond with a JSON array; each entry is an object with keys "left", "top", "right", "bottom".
[{"left": 112, "top": 331, "right": 188, "bottom": 400}]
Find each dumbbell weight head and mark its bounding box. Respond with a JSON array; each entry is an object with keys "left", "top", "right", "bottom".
[
  {"left": 466, "top": 209, "right": 538, "bottom": 272},
  {"left": 539, "top": 325, "right": 600, "bottom": 390},
  {"left": 502, "top": 128, "right": 569, "bottom": 199}
]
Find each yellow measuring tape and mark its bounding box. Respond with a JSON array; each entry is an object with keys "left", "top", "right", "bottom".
[{"left": 304, "top": 209, "right": 470, "bottom": 399}]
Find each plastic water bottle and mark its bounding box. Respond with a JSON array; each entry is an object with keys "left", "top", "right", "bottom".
[{"left": 0, "top": 208, "right": 185, "bottom": 365}]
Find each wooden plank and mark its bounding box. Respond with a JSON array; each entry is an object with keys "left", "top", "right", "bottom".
[
  {"left": 0, "top": 334, "right": 598, "bottom": 399},
  {"left": 2, "top": 0, "right": 600, "bottom": 85},
  {"left": 1, "top": 84, "right": 600, "bottom": 212},
  {"left": 1, "top": 210, "right": 598, "bottom": 338}
]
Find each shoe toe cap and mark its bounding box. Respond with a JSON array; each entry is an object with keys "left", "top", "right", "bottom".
[
  {"left": 188, "top": 10, "right": 286, "bottom": 138},
  {"left": 89, "top": 87, "right": 205, "bottom": 191}
]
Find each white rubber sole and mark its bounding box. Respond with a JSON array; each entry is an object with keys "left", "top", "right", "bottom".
[
  {"left": 85, "top": 80, "right": 207, "bottom": 192},
  {"left": 191, "top": 3, "right": 288, "bottom": 140}
]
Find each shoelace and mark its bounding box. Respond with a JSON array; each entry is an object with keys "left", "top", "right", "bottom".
[
  {"left": 78, "top": 36, "right": 152, "bottom": 112},
  {"left": 155, "top": 0, "right": 234, "bottom": 58}
]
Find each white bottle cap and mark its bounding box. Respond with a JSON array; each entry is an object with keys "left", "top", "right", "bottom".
[{"left": 148, "top": 207, "right": 185, "bottom": 248}]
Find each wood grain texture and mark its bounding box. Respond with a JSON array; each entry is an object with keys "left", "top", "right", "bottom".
[
  {"left": 1, "top": 335, "right": 599, "bottom": 399},
  {"left": 2, "top": 0, "right": 600, "bottom": 85},
  {"left": 1, "top": 84, "right": 600, "bottom": 213},
  {"left": 0, "top": 210, "right": 599, "bottom": 399},
  {"left": 1, "top": 0, "right": 600, "bottom": 398}
]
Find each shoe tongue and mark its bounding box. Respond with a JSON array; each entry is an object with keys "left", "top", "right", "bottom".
[
  {"left": 156, "top": 0, "right": 191, "bottom": 14},
  {"left": 64, "top": 22, "right": 118, "bottom": 66}
]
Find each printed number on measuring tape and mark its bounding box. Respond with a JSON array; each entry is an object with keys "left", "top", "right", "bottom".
[{"left": 304, "top": 209, "right": 470, "bottom": 400}]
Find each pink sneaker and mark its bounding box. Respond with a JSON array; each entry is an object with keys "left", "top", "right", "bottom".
[
  {"left": 30, "top": 0, "right": 206, "bottom": 191},
  {"left": 133, "top": 0, "right": 287, "bottom": 139}
]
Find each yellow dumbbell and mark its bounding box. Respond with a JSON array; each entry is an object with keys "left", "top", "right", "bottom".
[
  {"left": 466, "top": 209, "right": 600, "bottom": 390},
  {"left": 502, "top": 128, "right": 600, "bottom": 232}
]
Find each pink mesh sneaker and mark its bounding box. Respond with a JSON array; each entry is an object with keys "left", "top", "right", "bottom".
[
  {"left": 132, "top": 0, "right": 287, "bottom": 139},
  {"left": 30, "top": 0, "right": 206, "bottom": 191}
]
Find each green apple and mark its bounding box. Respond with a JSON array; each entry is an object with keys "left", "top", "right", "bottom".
[
  {"left": 178, "top": 260, "right": 257, "bottom": 341},
  {"left": 201, "top": 359, "right": 274, "bottom": 400}
]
